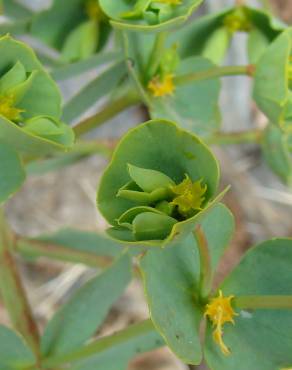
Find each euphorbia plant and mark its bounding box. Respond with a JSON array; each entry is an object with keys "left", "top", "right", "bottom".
[{"left": 0, "top": 1, "right": 292, "bottom": 370}]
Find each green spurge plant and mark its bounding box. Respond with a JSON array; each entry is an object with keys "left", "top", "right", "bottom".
[{"left": 0, "top": 1, "right": 292, "bottom": 370}]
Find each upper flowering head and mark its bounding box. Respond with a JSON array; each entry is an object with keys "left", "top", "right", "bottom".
[
  {"left": 97, "top": 119, "right": 222, "bottom": 247},
  {"left": 0, "top": 35, "right": 74, "bottom": 154},
  {"left": 99, "top": 0, "right": 203, "bottom": 32}
]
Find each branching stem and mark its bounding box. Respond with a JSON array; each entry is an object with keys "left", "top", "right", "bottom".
[
  {"left": 0, "top": 208, "right": 41, "bottom": 364},
  {"left": 175, "top": 64, "right": 255, "bottom": 86},
  {"left": 235, "top": 296, "right": 292, "bottom": 310}
]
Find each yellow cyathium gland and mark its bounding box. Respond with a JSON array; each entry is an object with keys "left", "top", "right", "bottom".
[
  {"left": 0, "top": 95, "right": 24, "bottom": 122},
  {"left": 204, "top": 290, "right": 238, "bottom": 356},
  {"left": 171, "top": 175, "right": 207, "bottom": 215},
  {"left": 148, "top": 74, "right": 175, "bottom": 97}
]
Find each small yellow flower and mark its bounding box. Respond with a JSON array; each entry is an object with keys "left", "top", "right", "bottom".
[
  {"left": 223, "top": 13, "right": 251, "bottom": 33},
  {"left": 148, "top": 74, "right": 175, "bottom": 97},
  {"left": 204, "top": 290, "right": 238, "bottom": 356},
  {"left": 170, "top": 175, "right": 207, "bottom": 216},
  {"left": 0, "top": 95, "right": 24, "bottom": 122},
  {"left": 155, "top": 0, "right": 182, "bottom": 4}
]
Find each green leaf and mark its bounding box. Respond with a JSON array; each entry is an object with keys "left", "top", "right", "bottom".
[
  {"left": 41, "top": 253, "right": 132, "bottom": 356},
  {"left": 0, "top": 142, "right": 25, "bottom": 204},
  {"left": 32, "top": 228, "right": 122, "bottom": 258},
  {"left": 132, "top": 212, "right": 177, "bottom": 240},
  {"left": 139, "top": 203, "right": 234, "bottom": 364},
  {"left": 50, "top": 51, "right": 122, "bottom": 81},
  {"left": 99, "top": 0, "right": 203, "bottom": 33},
  {"left": 31, "top": 0, "right": 87, "bottom": 50},
  {"left": 0, "top": 325, "right": 34, "bottom": 368},
  {"left": 149, "top": 57, "right": 221, "bottom": 136},
  {"left": 247, "top": 28, "right": 270, "bottom": 64},
  {"left": 205, "top": 238, "right": 292, "bottom": 370},
  {"left": 2, "top": 0, "right": 32, "bottom": 21},
  {"left": 202, "top": 27, "right": 231, "bottom": 64},
  {"left": 199, "top": 203, "right": 234, "bottom": 276},
  {"left": 71, "top": 320, "right": 164, "bottom": 370},
  {"left": 97, "top": 119, "right": 220, "bottom": 247},
  {"left": 140, "top": 234, "right": 202, "bottom": 364},
  {"left": 261, "top": 123, "right": 292, "bottom": 186},
  {"left": 61, "top": 19, "right": 99, "bottom": 63},
  {"left": 253, "top": 29, "right": 291, "bottom": 125},
  {"left": 168, "top": 8, "right": 231, "bottom": 59},
  {"left": 128, "top": 164, "right": 175, "bottom": 192},
  {"left": 62, "top": 61, "right": 127, "bottom": 123}
]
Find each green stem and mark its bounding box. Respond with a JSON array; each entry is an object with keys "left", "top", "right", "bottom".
[
  {"left": 42, "top": 319, "right": 155, "bottom": 368},
  {"left": 146, "top": 32, "right": 168, "bottom": 80},
  {"left": 0, "top": 208, "right": 41, "bottom": 363},
  {"left": 193, "top": 226, "right": 212, "bottom": 300},
  {"left": 73, "top": 91, "right": 140, "bottom": 137},
  {"left": 235, "top": 296, "right": 292, "bottom": 310},
  {"left": 16, "top": 237, "right": 113, "bottom": 269},
  {"left": 205, "top": 129, "right": 263, "bottom": 146},
  {"left": 174, "top": 64, "right": 255, "bottom": 85}
]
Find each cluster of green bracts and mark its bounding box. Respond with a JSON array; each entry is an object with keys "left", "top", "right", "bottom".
[
  {"left": 0, "top": 35, "right": 74, "bottom": 155},
  {"left": 98, "top": 120, "right": 227, "bottom": 246}
]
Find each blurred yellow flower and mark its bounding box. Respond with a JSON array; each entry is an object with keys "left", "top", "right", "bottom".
[
  {"left": 148, "top": 74, "right": 175, "bottom": 97},
  {"left": 0, "top": 95, "right": 23, "bottom": 122}
]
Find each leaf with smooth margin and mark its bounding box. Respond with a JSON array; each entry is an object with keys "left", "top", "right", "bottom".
[
  {"left": 62, "top": 61, "right": 127, "bottom": 123},
  {"left": 2, "top": 0, "right": 32, "bottom": 20},
  {"left": 71, "top": 320, "right": 164, "bottom": 370},
  {"left": 32, "top": 228, "right": 122, "bottom": 258},
  {"left": 139, "top": 203, "right": 234, "bottom": 364},
  {"left": 149, "top": 57, "right": 221, "bottom": 136},
  {"left": 205, "top": 238, "right": 292, "bottom": 370},
  {"left": 100, "top": 0, "right": 203, "bottom": 33},
  {"left": 30, "top": 0, "right": 86, "bottom": 50},
  {"left": 253, "top": 29, "right": 291, "bottom": 125},
  {"left": 261, "top": 123, "right": 292, "bottom": 186},
  {"left": 41, "top": 253, "right": 132, "bottom": 356},
  {"left": 0, "top": 142, "right": 25, "bottom": 204},
  {"left": 51, "top": 51, "right": 122, "bottom": 81},
  {"left": 0, "top": 325, "right": 34, "bottom": 369},
  {"left": 140, "top": 234, "right": 202, "bottom": 364}
]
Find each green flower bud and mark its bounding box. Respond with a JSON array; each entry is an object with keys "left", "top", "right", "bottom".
[
  {"left": 97, "top": 119, "right": 227, "bottom": 247},
  {"left": 0, "top": 35, "right": 74, "bottom": 155}
]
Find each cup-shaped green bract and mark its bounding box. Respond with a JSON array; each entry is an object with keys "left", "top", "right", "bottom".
[
  {"left": 99, "top": 0, "right": 203, "bottom": 33},
  {"left": 97, "top": 119, "right": 224, "bottom": 247},
  {"left": 31, "top": 0, "right": 110, "bottom": 63},
  {"left": 253, "top": 28, "right": 292, "bottom": 128},
  {"left": 0, "top": 35, "right": 74, "bottom": 155}
]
